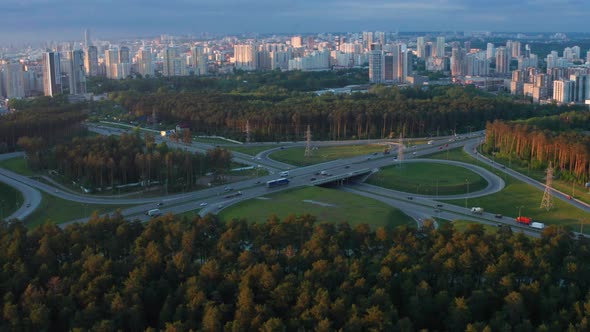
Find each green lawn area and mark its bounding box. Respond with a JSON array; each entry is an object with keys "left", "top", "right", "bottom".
[
  {"left": 24, "top": 193, "right": 133, "bottom": 228},
  {"left": 219, "top": 186, "right": 414, "bottom": 228},
  {"left": 427, "top": 148, "right": 590, "bottom": 233},
  {"left": 0, "top": 157, "right": 35, "bottom": 176},
  {"left": 228, "top": 145, "right": 275, "bottom": 156},
  {"left": 366, "top": 162, "right": 487, "bottom": 195},
  {"left": 0, "top": 182, "right": 24, "bottom": 220},
  {"left": 270, "top": 145, "right": 388, "bottom": 166}
]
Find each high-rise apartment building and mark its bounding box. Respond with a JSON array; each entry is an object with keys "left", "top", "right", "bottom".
[
  {"left": 3, "top": 62, "right": 25, "bottom": 99},
  {"left": 416, "top": 37, "right": 427, "bottom": 59},
  {"left": 368, "top": 44, "right": 383, "bottom": 83},
  {"left": 105, "top": 49, "right": 119, "bottom": 79},
  {"left": 189, "top": 45, "right": 208, "bottom": 75},
  {"left": 451, "top": 47, "right": 466, "bottom": 77},
  {"left": 435, "top": 37, "right": 445, "bottom": 57},
  {"left": 42, "top": 52, "right": 62, "bottom": 97},
  {"left": 234, "top": 44, "right": 256, "bottom": 71},
  {"left": 137, "top": 47, "right": 154, "bottom": 77},
  {"left": 570, "top": 73, "right": 590, "bottom": 102},
  {"left": 363, "top": 32, "right": 373, "bottom": 51},
  {"left": 66, "top": 50, "right": 86, "bottom": 95},
  {"left": 495, "top": 47, "right": 509, "bottom": 74},
  {"left": 291, "top": 36, "right": 302, "bottom": 48},
  {"left": 119, "top": 46, "right": 130, "bottom": 64},
  {"left": 84, "top": 46, "right": 98, "bottom": 76},
  {"left": 486, "top": 43, "right": 495, "bottom": 60},
  {"left": 511, "top": 41, "right": 521, "bottom": 58},
  {"left": 553, "top": 79, "right": 575, "bottom": 103}
]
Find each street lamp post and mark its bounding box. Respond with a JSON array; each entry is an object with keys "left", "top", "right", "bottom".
[
  {"left": 464, "top": 179, "right": 469, "bottom": 209},
  {"left": 517, "top": 205, "right": 524, "bottom": 218}
]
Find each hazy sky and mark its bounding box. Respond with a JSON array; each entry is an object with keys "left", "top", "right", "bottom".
[{"left": 2, "top": 0, "right": 588, "bottom": 43}]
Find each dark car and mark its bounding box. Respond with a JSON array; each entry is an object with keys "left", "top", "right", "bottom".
[
  {"left": 407, "top": 196, "right": 413, "bottom": 200},
  {"left": 310, "top": 177, "right": 317, "bottom": 181},
  {"left": 495, "top": 214, "right": 503, "bottom": 219},
  {"left": 436, "top": 204, "right": 443, "bottom": 208},
  {"left": 157, "top": 202, "right": 164, "bottom": 206},
  {"left": 344, "top": 166, "right": 350, "bottom": 169}
]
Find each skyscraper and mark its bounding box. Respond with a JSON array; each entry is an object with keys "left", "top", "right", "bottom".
[
  {"left": 416, "top": 37, "right": 427, "bottom": 59},
  {"left": 368, "top": 44, "right": 383, "bottom": 83},
  {"left": 3, "top": 62, "right": 25, "bottom": 98},
  {"left": 119, "top": 46, "right": 130, "bottom": 64},
  {"left": 67, "top": 50, "right": 86, "bottom": 95},
  {"left": 105, "top": 49, "right": 119, "bottom": 79},
  {"left": 84, "top": 29, "right": 91, "bottom": 48},
  {"left": 136, "top": 47, "right": 154, "bottom": 77},
  {"left": 486, "top": 43, "right": 495, "bottom": 60},
  {"left": 435, "top": 37, "right": 445, "bottom": 57},
  {"left": 553, "top": 79, "right": 574, "bottom": 103},
  {"left": 495, "top": 47, "right": 509, "bottom": 74},
  {"left": 451, "top": 47, "right": 466, "bottom": 77},
  {"left": 234, "top": 44, "right": 256, "bottom": 71},
  {"left": 511, "top": 41, "right": 521, "bottom": 58},
  {"left": 190, "top": 45, "right": 208, "bottom": 76},
  {"left": 84, "top": 46, "right": 98, "bottom": 76},
  {"left": 43, "top": 52, "right": 62, "bottom": 97}
]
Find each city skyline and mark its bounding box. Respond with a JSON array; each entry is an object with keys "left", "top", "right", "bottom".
[{"left": 1, "top": 0, "right": 589, "bottom": 44}]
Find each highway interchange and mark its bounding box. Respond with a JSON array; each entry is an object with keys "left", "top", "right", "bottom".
[{"left": 2, "top": 123, "right": 589, "bottom": 238}]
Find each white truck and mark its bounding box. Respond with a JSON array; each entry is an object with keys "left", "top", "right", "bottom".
[
  {"left": 280, "top": 171, "right": 289, "bottom": 177},
  {"left": 530, "top": 222, "right": 545, "bottom": 230},
  {"left": 146, "top": 208, "right": 161, "bottom": 216},
  {"left": 471, "top": 207, "right": 484, "bottom": 214}
]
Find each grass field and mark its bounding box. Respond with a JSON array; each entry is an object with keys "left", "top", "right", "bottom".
[
  {"left": 219, "top": 186, "right": 415, "bottom": 228},
  {"left": 480, "top": 151, "right": 590, "bottom": 206},
  {"left": 24, "top": 193, "right": 132, "bottom": 228},
  {"left": 0, "top": 182, "right": 23, "bottom": 220},
  {"left": 270, "top": 145, "right": 388, "bottom": 166},
  {"left": 228, "top": 145, "right": 276, "bottom": 156},
  {"left": 0, "top": 157, "right": 35, "bottom": 176},
  {"left": 366, "top": 162, "right": 487, "bottom": 195},
  {"left": 427, "top": 148, "right": 590, "bottom": 233}
]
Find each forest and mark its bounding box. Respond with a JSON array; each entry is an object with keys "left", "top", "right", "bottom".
[
  {"left": 0, "top": 102, "right": 87, "bottom": 153},
  {"left": 18, "top": 132, "right": 232, "bottom": 192},
  {"left": 110, "top": 85, "right": 580, "bottom": 141},
  {"left": 87, "top": 69, "right": 370, "bottom": 95},
  {"left": 1, "top": 214, "right": 590, "bottom": 331},
  {"left": 483, "top": 112, "right": 590, "bottom": 183}
]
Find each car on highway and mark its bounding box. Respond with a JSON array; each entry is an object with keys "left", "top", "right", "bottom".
[
  {"left": 217, "top": 204, "right": 223, "bottom": 209},
  {"left": 255, "top": 180, "right": 261, "bottom": 184},
  {"left": 344, "top": 165, "right": 350, "bottom": 169},
  {"left": 26, "top": 203, "right": 31, "bottom": 208},
  {"left": 495, "top": 214, "right": 503, "bottom": 219},
  {"left": 436, "top": 204, "right": 443, "bottom": 208},
  {"left": 407, "top": 196, "right": 413, "bottom": 200},
  {"left": 157, "top": 202, "right": 164, "bottom": 206},
  {"left": 224, "top": 186, "right": 232, "bottom": 191},
  {"left": 199, "top": 202, "right": 208, "bottom": 206},
  {"left": 310, "top": 177, "right": 317, "bottom": 181},
  {"left": 412, "top": 152, "right": 417, "bottom": 155}
]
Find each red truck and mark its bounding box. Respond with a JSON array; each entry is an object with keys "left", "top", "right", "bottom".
[{"left": 516, "top": 216, "right": 532, "bottom": 225}]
